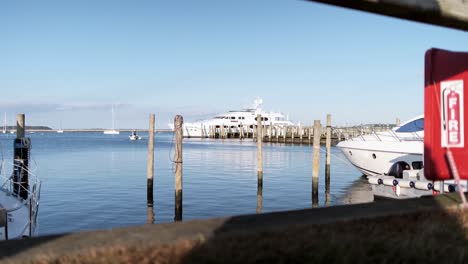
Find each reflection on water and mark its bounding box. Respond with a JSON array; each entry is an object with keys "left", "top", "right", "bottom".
[
  {"left": 256, "top": 185, "right": 263, "bottom": 214},
  {"left": 0, "top": 132, "right": 369, "bottom": 236},
  {"left": 341, "top": 176, "right": 374, "bottom": 204}
]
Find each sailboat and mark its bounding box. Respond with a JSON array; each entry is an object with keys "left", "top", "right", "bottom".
[
  {"left": 2, "top": 113, "right": 6, "bottom": 134},
  {"left": 103, "top": 105, "right": 120, "bottom": 135},
  {"left": 57, "top": 122, "right": 64, "bottom": 133}
]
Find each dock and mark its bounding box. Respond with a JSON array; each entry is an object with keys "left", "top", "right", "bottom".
[{"left": 191, "top": 123, "right": 395, "bottom": 145}]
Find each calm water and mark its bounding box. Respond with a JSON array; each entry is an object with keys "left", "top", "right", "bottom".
[{"left": 0, "top": 132, "right": 367, "bottom": 236}]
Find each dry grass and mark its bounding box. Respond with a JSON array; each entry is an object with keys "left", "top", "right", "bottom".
[{"left": 15, "top": 208, "right": 468, "bottom": 264}]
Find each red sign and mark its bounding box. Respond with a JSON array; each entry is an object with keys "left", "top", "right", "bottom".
[{"left": 425, "top": 48, "right": 468, "bottom": 180}]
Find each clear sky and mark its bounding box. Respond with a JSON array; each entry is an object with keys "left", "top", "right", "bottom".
[{"left": 1, "top": 0, "right": 467, "bottom": 129}]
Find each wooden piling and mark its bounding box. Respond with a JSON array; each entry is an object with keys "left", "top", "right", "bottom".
[
  {"left": 275, "top": 126, "right": 280, "bottom": 143},
  {"left": 174, "top": 115, "right": 183, "bottom": 221},
  {"left": 299, "top": 124, "right": 302, "bottom": 143},
  {"left": 268, "top": 122, "right": 272, "bottom": 141},
  {"left": 147, "top": 114, "right": 155, "bottom": 207},
  {"left": 13, "top": 114, "right": 29, "bottom": 200},
  {"left": 16, "top": 114, "right": 25, "bottom": 138},
  {"left": 284, "top": 127, "right": 287, "bottom": 143},
  {"left": 257, "top": 114, "right": 263, "bottom": 186},
  {"left": 312, "top": 120, "right": 321, "bottom": 207},
  {"left": 291, "top": 127, "right": 294, "bottom": 144},
  {"left": 325, "top": 114, "right": 332, "bottom": 206}
]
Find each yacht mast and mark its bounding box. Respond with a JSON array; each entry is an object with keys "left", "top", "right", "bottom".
[{"left": 112, "top": 105, "right": 115, "bottom": 130}]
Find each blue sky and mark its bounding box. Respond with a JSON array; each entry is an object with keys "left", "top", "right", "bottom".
[{"left": 1, "top": 0, "right": 467, "bottom": 129}]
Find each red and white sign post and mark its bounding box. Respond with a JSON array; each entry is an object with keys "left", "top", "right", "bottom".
[{"left": 424, "top": 49, "right": 468, "bottom": 181}]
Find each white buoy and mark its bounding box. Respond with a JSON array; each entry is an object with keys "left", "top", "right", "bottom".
[
  {"left": 414, "top": 181, "right": 433, "bottom": 190},
  {"left": 368, "top": 177, "right": 381, "bottom": 185},
  {"left": 398, "top": 180, "right": 414, "bottom": 188},
  {"left": 383, "top": 178, "right": 396, "bottom": 186}
]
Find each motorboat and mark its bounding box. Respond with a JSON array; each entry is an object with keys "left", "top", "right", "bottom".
[
  {"left": 0, "top": 143, "right": 41, "bottom": 240},
  {"left": 336, "top": 115, "right": 424, "bottom": 176},
  {"left": 129, "top": 130, "right": 141, "bottom": 141},
  {"left": 167, "top": 98, "right": 294, "bottom": 137}
]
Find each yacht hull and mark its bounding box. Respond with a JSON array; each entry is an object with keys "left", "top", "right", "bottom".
[{"left": 337, "top": 140, "right": 423, "bottom": 176}]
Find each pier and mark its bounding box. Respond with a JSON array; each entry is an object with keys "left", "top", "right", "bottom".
[{"left": 195, "top": 123, "right": 395, "bottom": 145}]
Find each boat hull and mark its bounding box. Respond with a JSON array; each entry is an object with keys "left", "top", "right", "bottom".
[{"left": 337, "top": 140, "right": 423, "bottom": 176}]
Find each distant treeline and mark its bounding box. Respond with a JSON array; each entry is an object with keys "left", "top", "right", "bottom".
[{"left": 3, "top": 126, "right": 52, "bottom": 130}]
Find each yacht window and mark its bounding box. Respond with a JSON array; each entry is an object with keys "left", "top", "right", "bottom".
[
  {"left": 231, "top": 117, "right": 236, "bottom": 119},
  {"left": 265, "top": 117, "right": 269, "bottom": 121},
  {"left": 387, "top": 161, "right": 410, "bottom": 179},
  {"left": 412, "top": 161, "right": 423, "bottom": 170},
  {"left": 395, "top": 118, "right": 424, "bottom": 133},
  {"left": 372, "top": 153, "right": 376, "bottom": 159}
]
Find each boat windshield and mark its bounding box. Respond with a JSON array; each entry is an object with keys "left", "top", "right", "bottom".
[{"left": 395, "top": 118, "right": 424, "bottom": 133}]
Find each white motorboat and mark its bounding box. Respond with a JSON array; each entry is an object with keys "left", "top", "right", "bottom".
[
  {"left": 336, "top": 115, "right": 424, "bottom": 176},
  {"left": 129, "top": 130, "right": 141, "bottom": 141},
  {"left": 0, "top": 155, "right": 41, "bottom": 240},
  {"left": 168, "top": 98, "right": 294, "bottom": 137}
]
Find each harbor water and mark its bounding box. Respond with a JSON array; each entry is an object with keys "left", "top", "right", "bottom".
[{"left": 0, "top": 132, "right": 370, "bottom": 236}]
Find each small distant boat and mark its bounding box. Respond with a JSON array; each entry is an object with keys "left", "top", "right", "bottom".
[
  {"left": 2, "top": 113, "right": 6, "bottom": 134},
  {"left": 57, "top": 121, "right": 64, "bottom": 133},
  {"left": 129, "top": 130, "right": 141, "bottom": 141},
  {"left": 103, "top": 105, "right": 120, "bottom": 135}
]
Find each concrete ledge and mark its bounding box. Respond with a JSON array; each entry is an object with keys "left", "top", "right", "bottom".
[
  {"left": 0, "top": 192, "right": 466, "bottom": 263},
  {"left": 307, "top": 0, "right": 468, "bottom": 31}
]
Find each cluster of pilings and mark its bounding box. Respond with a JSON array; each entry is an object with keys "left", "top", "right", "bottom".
[
  {"left": 146, "top": 113, "right": 341, "bottom": 223},
  {"left": 199, "top": 118, "right": 395, "bottom": 146}
]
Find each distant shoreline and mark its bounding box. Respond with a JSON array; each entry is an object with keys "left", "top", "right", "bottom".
[{"left": 5, "top": 128, "right": 173, "bottom": 133}]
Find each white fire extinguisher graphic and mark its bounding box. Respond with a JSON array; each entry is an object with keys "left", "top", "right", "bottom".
[{"left": 441, "top": 80, "right": 464, "bottom": 148}]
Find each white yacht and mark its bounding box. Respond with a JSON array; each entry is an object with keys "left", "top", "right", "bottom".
[
  {"left": 336, "top": 115, "right": 424, "bottom": 176},
  {"left": 168, "top": 98, "right": 294, "bottom": 137}
]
